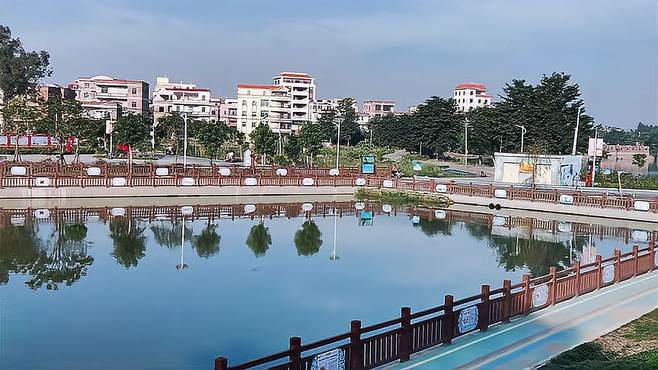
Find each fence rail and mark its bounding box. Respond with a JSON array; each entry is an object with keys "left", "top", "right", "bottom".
[
  {"left": 215, "top": 244, "right": 657, "bottom": 370},
  {"left": 0, "top": 162, "right": 656, "bottom": 214}
]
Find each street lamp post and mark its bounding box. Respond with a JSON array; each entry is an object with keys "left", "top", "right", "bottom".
[
  {"left": 572, "top": 105, "right": 584, "bottom": 155},
  {"left": 182, "top": 112, "right": 189, "bottom": 169},
  {"left": 335, "top": 114, "right": 342, "bottom": 171},
  {"left": 515, "top": 125, "right": 527, "bottom": 153},
  {"left": 464, "top": 121, "right": 468, "bottom": 166}
]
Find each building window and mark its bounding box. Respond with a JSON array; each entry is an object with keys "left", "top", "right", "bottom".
[
  {"left": 470, "top": 91, "right": 474, "bottom": 95},
  {"left": 83, "top": 93, "right": 89, "bottom": 98},
  {"left": 202, "top": 95, "right": 206, "bottom": 101},
  {"left": 167, "top": 106, "right": 171, "bottom": 112},
  {"left": 131, "top": 88, "right": 137, "bottom": 94},
  {"left": 158, "top": 107, "right": 164, "bottom": 112},
  {"left": 101, "top": 87, "right": 108, "bottom": 93},
  {"left": 470, "top": 99, "right": 473, "bottom": 103},
  {"left": 131, "top": 101, "right": 137, "bottom": 108},
  {"left": 201, "top": 107, "right": 206, "bottom": 112}
]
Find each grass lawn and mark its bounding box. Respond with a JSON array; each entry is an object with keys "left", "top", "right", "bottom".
[{"left": 540, "top": 309, "right": 658, "bottom": 369}]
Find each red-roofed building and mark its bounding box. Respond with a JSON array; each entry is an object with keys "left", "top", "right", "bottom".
[
  {"left": 453, "top": 82, "right": 492, "bottom": 112},
  {"left": 69, "top": 75, "right": 149, "bottom": 117},
  {"left": 152, "top": 76, "right": 213, "bottom": 124}
]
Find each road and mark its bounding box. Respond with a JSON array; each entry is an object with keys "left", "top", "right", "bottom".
[{"left": 382, "top": 270, "right": 658, "bottom": 370}]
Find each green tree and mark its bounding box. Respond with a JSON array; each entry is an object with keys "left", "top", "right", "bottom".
[
  {"left": 414, "top": 96, "right": 463, "bottom": 156},
  {"left": 317, "top": 110, "right": 337, "bottom": 143},
  {"left": 155, "top": 113, "right": 184, "bottom": 153},
  {"left": 246, "top": 222, "right": 272, "bottom": 257},
  {"left": 112, "top": 114, "right": 151, "bottom": 155},
  {"left": 283, "top": 134, "right": 303, "bottom": 164},
  {"left": 299, "top": 122, "right": 325, "bottom": 167},
  {"left": 336, "top": 98, "right": 363, "bottom": 145},
  {"left": 249, "top": 123, "right": 277, "bottom": 165},
  {"left": 192, "top": 222, "right": 221, "bottom": 258},
  {"left": 109, "top": 219, "right": 147, "bottom": 268},
  {"left": 294, "top": 220, "right": 322, "bottom": 256},
  {"left": 0, "top": 25, "right": 51, "bottom": 100},
  {"left": 2, "top": 93, "right": 46, "bottom": 160},
  {"left": 37, "top": 95, "right": 85, "bottom": 163},
  {"left": 633, "top": 153, "right": 647, "bottom": 168},
  {"left": 196, "top": 122, "right": 230, "bottom": 164}
]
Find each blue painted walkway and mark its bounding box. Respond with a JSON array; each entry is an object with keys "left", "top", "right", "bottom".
[{"left": 382, "top": 270, "right": 658, "bottom": 370}]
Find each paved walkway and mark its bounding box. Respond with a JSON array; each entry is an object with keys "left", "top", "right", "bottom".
[{"left": 382, "top": 270, "right": 658, "bottom": 370}]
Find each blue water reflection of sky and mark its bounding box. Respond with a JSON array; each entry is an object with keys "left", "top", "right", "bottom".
[{"left": 0, "top": 211, "right": 648, "bottom": 370}]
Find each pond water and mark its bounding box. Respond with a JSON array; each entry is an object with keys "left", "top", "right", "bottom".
[{"left": 0, "top": 200, "right": 654, "bottom": 370}]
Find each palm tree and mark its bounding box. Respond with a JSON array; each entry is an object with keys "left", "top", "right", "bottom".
[
  {"left": 246, "top": 222, "right": 272, "bottom": 257},
  {"left": 294, "top": 220, "right": 322, "bottom": 256},
  {"left": 192, "top": 222, "right": 221, "bottom": 258}
]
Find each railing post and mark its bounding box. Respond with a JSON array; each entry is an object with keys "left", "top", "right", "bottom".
[
  {"left": 442, "top": 295, "right": 454, "bottom": 345},
  {"left": 289, "top": 336, "right": 302, "bottom": 370},
  {"left": 595, "top": 255, "right": 602, "bottom": 289},
  {"left": 549, "top": 267, "right": 558, "bottom": 305},
  {"left": 479, "top": 285, "right": 490, "bottom": 331},
  {"left": 650, "top": 243, "right": 657, "bottom": 271},
  {"left": 574, "top": 263, "right": 581, "bottom": 297},
  {"left": 632, "top": 245, "right": 639, "bottom": 277},
  {"left": 349, "top": 320, "right": 363, "bottom": 370},
  {"left": 214, "top": 357, "right": 228, "bottom": 370},
  {"left": 522, "top": 274, "right": 531, "bottom": 315},
  {"left": 614, "top": 250, "right": 621, "bottom": 283},
  {"left": 399, "top": 306, "right": 412, "bottom": 362},
  {"left": 502, "top": 280, "right": 512, "bottom": 323}
]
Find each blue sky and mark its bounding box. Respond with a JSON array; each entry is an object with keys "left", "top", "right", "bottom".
[{"left": 1, "top": 0, "right": 656, "bottom": 128}]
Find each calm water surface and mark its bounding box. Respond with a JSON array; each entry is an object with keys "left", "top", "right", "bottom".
[{"left": 0, "top": 200, "right": 653, "bottom": 370}]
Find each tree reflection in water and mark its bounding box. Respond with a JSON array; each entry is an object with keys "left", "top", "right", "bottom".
[
  {"left": 26, "top": 221, "right": 94, "bottom": 290},
  {"left": 414, "top": 216, "right": 576, "bottom": 276},
  {"left": 246, "top": 222, "right": 272, "bottom": 257},
  {"left": 192, "top": 221, "right": 221, "bottom": 258},
  {"left": 0, "top": 219, "right": 43, "bottom": 285},
  {"left": 150, "top": 221, "right": 193, "bottom": 249},
  {"left": 294, "top": 220, "right": 322, "bottom": 257},
  {"left": 110, "top": 218, "right": 147, "bottom": 268}
]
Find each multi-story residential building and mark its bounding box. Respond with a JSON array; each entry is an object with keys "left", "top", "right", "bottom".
[
  {"left": 37, "top": 84, "right": 76, "bottom": 101},
  {"left": 272, "top": 72, "right": 315, "bottom": 126},
  {"left": 362, "top": 100, "right": 395, "bottom": 118},
  {"left": 312, "top": 98, "right": 358, "bottom": 119},
  {"left": 453, "top": 83, "right": 492, "bottom": 112},
  {"left": 80, "top": 101, "right": 122, "bottom": 120},
  {"left": 69, "top": 75, "right": 149, "bottom": 116},
  {"left": 219, "top": 98, "right": 238, "bottom": 128},
  {"left": 237, "top": 84, "right": 292, "bottom": 138},
  {"left": 152, "top": 76, "right": 212, "bottom": 124},
  {"left": 210, "top": 97, "right": 223, "bottom": 124}
]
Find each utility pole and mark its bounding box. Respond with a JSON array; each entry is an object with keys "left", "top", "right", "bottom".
[
  {"left": 335, "top": 115, "right": 342, "bottom": 171},
  {"left": 572, "top": 105, "right": 584, "bottom": 155}
]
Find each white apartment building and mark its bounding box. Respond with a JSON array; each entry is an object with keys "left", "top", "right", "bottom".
[
  {"left": 453, "top": 83, "right": 492, "bottom": 112},
  {"left": 80, "top": 101, "right": 122, "bottom": 120},
  {"left": 272, "top": 72, "right": 315, "bottom": 126},
  {"left": 210, "top": 97, "right": 223, "bottom": 124},
  {"left": 69, "top": 75, "right": 149, "bottom": 116},
  {"left": 152, "top": 76, "right": 212, "bottom": 124},
  {"left": 312, "top": 98, "right": 358, "bottom": 120},
  {"left": 237, "top": 84, "right": 292, "bottom": 138}
]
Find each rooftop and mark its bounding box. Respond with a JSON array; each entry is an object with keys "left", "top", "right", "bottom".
[{"left": 455, "top": 83, "right": 487, "bottom": 91}]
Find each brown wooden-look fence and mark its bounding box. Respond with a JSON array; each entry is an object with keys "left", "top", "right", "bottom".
[
  {"left": 0, "top": 162, "right": 656, "bottom": 213},
  {"left": 215, "top": 244, "right": 657, "bottom": 370}
]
